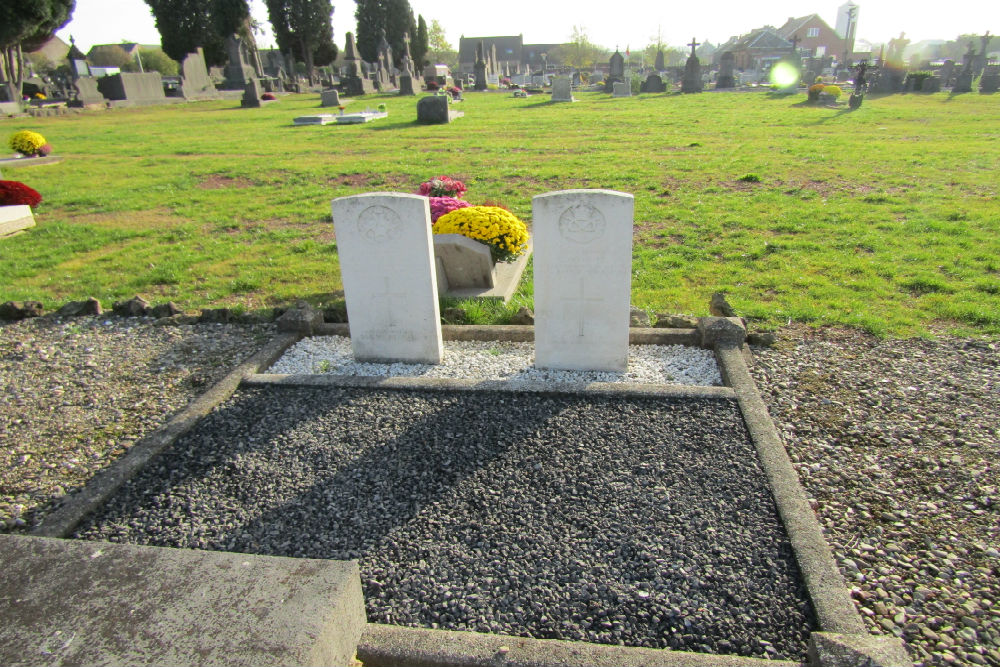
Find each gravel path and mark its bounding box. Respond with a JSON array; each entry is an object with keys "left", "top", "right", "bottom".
[
  {"left": 2, "top": 316, "right": 997, "bottom": 665},
  {"left": 0, "top": 316, "right": 274, "bottom": 531},
  {"left": 749, "top": 326, "right": 999, "bottom": 667},
  {"left": 74, "top": 386, "right": 814, "bottom": 659}
]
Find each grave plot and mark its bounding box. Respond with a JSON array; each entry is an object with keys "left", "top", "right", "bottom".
[{"left": 73, "top": 385, "right": 816, "bottom": 660}]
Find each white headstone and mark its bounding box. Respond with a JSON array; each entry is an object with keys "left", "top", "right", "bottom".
[
  {"left": 612, "top": 81, "right": 632, "bottom": 97},
  {"left": 532, "top": 190, "right": 634, "bottom": 372},
  {"left": 331, "top": 193, "right": 443, "bottom": 363},
  {"left": 551, "top": 76, "right": 574, "bottom": 102}
]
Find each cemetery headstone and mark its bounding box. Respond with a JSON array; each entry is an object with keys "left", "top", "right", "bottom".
[
  {"left": 532, "top": 189, "right": 634, "bottom": 372},
  {"left": 0, "top": 205, "right": 35, "bottom": 238},
  {"left": 70, "top": 78, "right": 106, "bottom": 107},
  {"left": 938, "top": 60, "right": 955, "bottom": 87},
  {"left": 331, "top": 193, "right": 443, "bottom": 363},
  {"left": 612, "top": 81, "right": 631, "bottom": 97},
  {"left": 474, "top": 41, "right": 488, "bottom": 91},
  {"left": 320, "top": 88, "right": 341, "bottom": 106},
  {"left": 681, "top": 38, "right": 703, "bottom": 93},
  {"left": 921, "top": 76, "right": 941, "bottom": 93},
  {"left": 551, "top": 76, "right": 574, "bottom": 101},
  {"left": 640, "top": 73, "right": 666, "bottom": 93},
  {"left": 980, "top": 62, "right": 1000, "bottom": 93},
  {"left": 224, "top": 34, "right": 256, "bottom": 89},
  {"left": 417, "top": 95, "right": 462, "bottom": 123},
  {"left": 241, "top": 78, "right": 262, "bottom": 108},
  {"left": 604, "top": 50, "right": 625, "bottom": 92},
  {"left": 716, "top": 51, "right": 736, "bottom": 89},
  {"left": 433, "top": 235, "right": 495, "bottom": 290},
  {"left": 340, "top": 32, "right": 375, "bottom": 96},
  {"left": 179, "top": 48, "right": 219, "bottom": 100},
  {"left": 96, "top": 73, "right": 169, "bottom": 106},
  {"left": 953, "top": 47, "right": 974, "bottom": 93},
  {"left": 654, "top": 49, "right": 665, "bottom": 71}
]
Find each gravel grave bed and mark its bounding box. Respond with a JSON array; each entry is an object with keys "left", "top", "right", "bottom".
[
  {"left": 74, "top": 385, "right": 815, "bottom": 660},
  {"left": 0, "top": 315, "right": 275, "bottom": 531},
  {"left": 267, "top": 335, "right": 723, "bottom": 386}
]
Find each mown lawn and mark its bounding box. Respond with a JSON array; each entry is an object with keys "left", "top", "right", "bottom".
[{"left": 1, "top": 89, "right": 998, "bottom": 336}]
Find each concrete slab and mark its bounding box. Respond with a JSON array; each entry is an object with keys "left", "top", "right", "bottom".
[
  {"left": 0, "top": 204, "right": 35, "bottom": 237},
  {"left": 0, "top": 534, "right": 366, "bottom": 667},
  {"left": 434, "top": 238, "right": 533, "bottom": 303}
]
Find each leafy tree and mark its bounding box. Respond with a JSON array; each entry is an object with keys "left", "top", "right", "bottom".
[
  {"left": 143, "top": 0, "right": 250, "bottom": 66},
  {"left": 424, "top": 19, "right": 456, "bottom": 70},
  {"left": 135, "top": 47, "right": 180, "bottom": 75},
  {"left": 412, "top": 15, "right": 428, "bottom": 70},
  {"left": 265, "top": 0, "right": 337, "bottom": 84},
  {"left": 549, "top": 26, "right": 607, "bottom": 70},
  {"left": 0, "top": 0, "right": 75, "bottom": 99},
  {"left": 88, "top": 44, "right": 133, "bottom": 69}
]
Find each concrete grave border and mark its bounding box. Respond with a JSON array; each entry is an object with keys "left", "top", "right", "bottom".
[{"left": 24, "top": 317, "right": 909, "bottom": 667}]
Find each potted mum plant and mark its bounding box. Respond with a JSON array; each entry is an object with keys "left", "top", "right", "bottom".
[{"left": 8, "top": 130, "right": 52, "bottom": 158}]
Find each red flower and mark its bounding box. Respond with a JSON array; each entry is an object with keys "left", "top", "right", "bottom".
[
  {"left": 428, "top": 196, "right": 471, "bottom": 223},
  {"left": 0, "top": 180, "right": 42, "bottom": 208},
  {"left": 418, "top": 175, "right": 467, "bottom": 198}
]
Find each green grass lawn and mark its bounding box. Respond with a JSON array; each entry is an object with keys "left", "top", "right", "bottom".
[{"left": 2, "top": 89, "right": 998, "bottom": 336}]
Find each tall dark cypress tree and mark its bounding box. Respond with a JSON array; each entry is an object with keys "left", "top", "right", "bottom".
[
  {"left": 413, "top": 14, "right": 428, "bottom": 70},
  {"left": 265, "top": 0, "right": 337, "bottom": 82},
  {"left": 354, "top": 0, "right": 384, "bottom": 63},
  {"left": 0, "top": 0, "right": 75, "bottom": 99}
]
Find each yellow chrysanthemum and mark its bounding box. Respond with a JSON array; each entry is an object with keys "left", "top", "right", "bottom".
[
  {"left": 9, "top": 130, "right": 46, "bottom": 156},
  {"left": 434, "top": 206, "right": 529, "bottom": 263}
]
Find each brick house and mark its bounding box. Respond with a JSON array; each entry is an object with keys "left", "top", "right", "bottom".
[{"left": 778, "top": 15, "right": 846, "bottom": 59}]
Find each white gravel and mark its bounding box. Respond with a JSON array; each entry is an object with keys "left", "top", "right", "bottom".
[{"left": 266, "top": 336, "right": 723, "bottom": 386}]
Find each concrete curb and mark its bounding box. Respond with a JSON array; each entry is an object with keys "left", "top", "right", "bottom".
[
  {"left": 243, "top": 372, "right": 737, "bottom": 400},
  {"left": 357, "top": 624, "right": 801, "bottom": 667},
  {"left": 313, "top": 323, "right": 701, "bottom": 347},
  {"left": 30, "top": 333, "right": 300, "bottom": 538},
  {"left": 714, "top": 343, "right": 912, "bottom": 667}
]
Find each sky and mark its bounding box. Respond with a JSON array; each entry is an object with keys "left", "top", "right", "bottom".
[{"left": 56, "top": 0, "right": 996, "bottom": 54}]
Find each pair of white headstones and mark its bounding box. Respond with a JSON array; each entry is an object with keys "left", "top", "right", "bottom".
[{"left": 331, "top": 189, "right": 633, "bottom": 372}]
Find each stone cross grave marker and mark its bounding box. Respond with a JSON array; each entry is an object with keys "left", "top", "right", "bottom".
[
  {"left": 532, "top": 190, "right": 634, "bottom": 372},
  {"left": 331, "top": 193, "right": 443, "bottom": 363}
]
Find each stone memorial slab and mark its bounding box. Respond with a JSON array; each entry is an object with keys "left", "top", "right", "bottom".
[
  {"left": 96, "top": 72, "right": 170, "bottom": 106},
  {"left": 320, "top": 88, "right": 341, "bottom": 106},
  {"left": 0, "top": 205, "right": 35, "bottom": 238},
  {"left": 434, "top": 234, "right": 495, "bottom": 290},
  {"left": 612, "top": 81, "right": 631, "bottom": 97},
  {"left": 551, "top": 76, "right": 574, "bottom": 102},
  {"left": 179, "top": 47, "right": 218, "bottom": 100},
  {"left": 242, "top": 78, "right": 262, "bottom": 108},
  {"left": 71, "top": 77, "right": 106, "bottom": 107},
  {"left": 417, "top": 95, "right": 463, "bottom": 124},
  {"left": 532, "top": 189, "right": 634, "bottom": 371},
  {"left": 294, "top": 114, "right": 336, "bottom": 125},
  {"left": 331, "top": 193, "right": 443, "bottom": 363}
]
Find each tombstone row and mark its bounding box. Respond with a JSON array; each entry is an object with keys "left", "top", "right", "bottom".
[{"left": 332, "top": 190, "right": 634, "bottom": 372}]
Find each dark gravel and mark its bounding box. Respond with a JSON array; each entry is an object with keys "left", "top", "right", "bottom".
[{"left": 75, "top": 385, "right": 815, "bottom": 659}]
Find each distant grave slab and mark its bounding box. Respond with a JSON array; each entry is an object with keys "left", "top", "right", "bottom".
[
  {"left": 612, "top": 81, "right": 631, "bottom": 97},
  {"left": 0, "top": 155, "right": 62, "bottom": 169},
  {"left": 294, "top": 114, "right": 337, "bottom": 125},
  {"left": 336, "top": 110, "right": 388, "bottom": 124},
  {"left": 0, "top": 205, "right": 35, "bottom": 238}
]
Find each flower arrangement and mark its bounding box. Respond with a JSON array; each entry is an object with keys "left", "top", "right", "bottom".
[
  {"left": 429, "top": 196, "right": 471, "bottom": 222},
  {"left": 822, "top": 85, "right": 842, "bottom": 99},
  {"left": 9, "top": 130, "right": 48, "bottom": 157},
  {"left": 446, "top": 86, "right": 462, "bottom": 98},
  {"left": 34, "top": 93, "right": 46, "bottom": 100},
  {"left": 433, "top": 206, "right": 529, "bottom": 263},
  {"left": 418, "top": 175, "right": 466, "bottom": 198},
  {"left": 377, "top": 103, "right": 387, "bottom": 112},
  {"left": 0, "top": 180, "right": 43, "bottom": 207},
  {"left": 261, "top": 92, "right": 276, "bottom": 101},
  {"left": 427, "top": 81, "right": 439, "bottom": 91}
]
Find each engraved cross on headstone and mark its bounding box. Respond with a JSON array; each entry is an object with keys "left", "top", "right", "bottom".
[
  {"left": 688, "top": 38, "right": 700, "bottom": 57},
  {"left": 371, "top": 277, "right": 407, "bottom": 329},
  {"left": 565, "top": 278, "right": 603, "bottom": 337}
]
